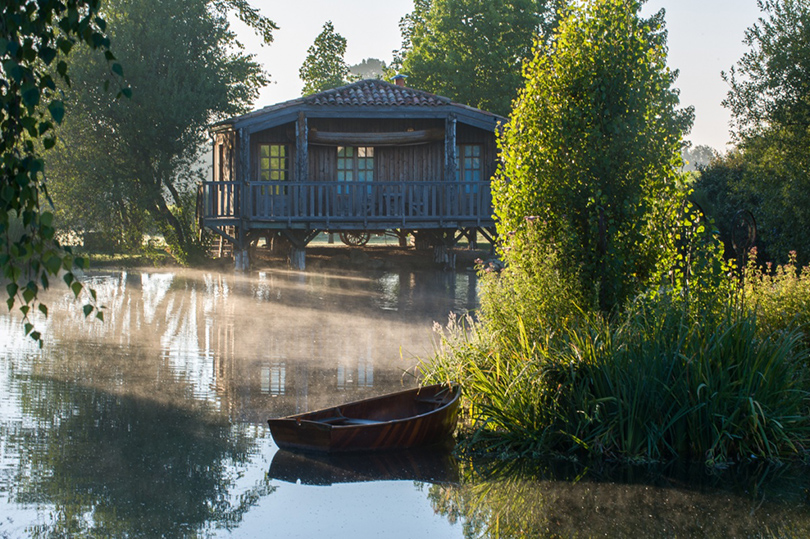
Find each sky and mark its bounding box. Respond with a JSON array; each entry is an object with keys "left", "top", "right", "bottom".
[{"left": 234, "top": 0, "right": 764, "bottom": 151}]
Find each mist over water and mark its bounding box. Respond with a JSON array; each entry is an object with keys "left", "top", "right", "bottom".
[
  {"left": 0, "top": 267, "right": 477, "bottom": 537},
  {"left": 1, "top": 266, "right": 809, "bottom": 538}
]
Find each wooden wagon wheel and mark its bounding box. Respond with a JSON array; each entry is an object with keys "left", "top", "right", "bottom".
[{"left": 339, "top": 231, "right": 371, "bottom": 246}]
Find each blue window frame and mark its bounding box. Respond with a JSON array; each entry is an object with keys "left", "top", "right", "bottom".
[
  {"left": 337, "top": 146, "right": 374, "bottom": 194},
  {"left": 456, "top": 144, "right": 481, "bottom": 193}
]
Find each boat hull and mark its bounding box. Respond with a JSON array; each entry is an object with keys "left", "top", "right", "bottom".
[{"left": 267, "top": 383, "right": 460, "bottom": 453}]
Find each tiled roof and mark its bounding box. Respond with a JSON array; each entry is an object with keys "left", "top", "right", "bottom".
[
  {"left": 213, "top": 79, "right": 503, "bottom": 130},
  {"left": 305, "top": 79, "right": 450, "bottom": 107}
]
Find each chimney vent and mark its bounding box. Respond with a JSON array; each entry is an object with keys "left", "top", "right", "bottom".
[{"left": 392, "top": 74, "right": 408, "bottom": 87}]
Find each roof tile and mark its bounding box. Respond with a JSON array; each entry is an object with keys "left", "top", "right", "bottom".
[{"left": 308, "top": 79, "right": 450, "bottom": 107}]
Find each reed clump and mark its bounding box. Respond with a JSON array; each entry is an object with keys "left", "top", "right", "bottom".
[{"left": 424, "top": 236, "right": 810, "bottom": 464}]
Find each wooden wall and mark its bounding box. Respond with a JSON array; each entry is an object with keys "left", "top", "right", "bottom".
[{"left": 243, "top": 117, "right": 498, "bottom": 184}]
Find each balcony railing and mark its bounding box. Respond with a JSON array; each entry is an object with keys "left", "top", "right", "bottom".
[{"left": 200, "top": 181, "right": 493, "bottom": 227}]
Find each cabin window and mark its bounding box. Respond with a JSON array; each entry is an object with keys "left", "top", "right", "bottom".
[
  {"left": 337, "top": 146, "right": 374, "bottom": 194},
  {"left": 259, "top": 144, "right": 289, "bottom": 194},
  {"left": 456, "top": 144, "right": 482, "bottom": 193}
]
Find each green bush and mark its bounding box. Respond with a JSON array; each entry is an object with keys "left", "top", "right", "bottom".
[
  {"left": 478, "top": 221, "right": 583, "bottom": 346},
  {"left": 425, "top": 292, "right": 810, "bottom": 463},
  {"left": 743, "top": 249, "right": 810, "bottom": 347}
]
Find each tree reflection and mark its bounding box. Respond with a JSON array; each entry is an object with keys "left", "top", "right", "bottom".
[
  {"left": 428, "top": 458, "right": 810, "bottom": 538},
  {"left": 5, "top": 368, "right": 272, "bottom": 538}
]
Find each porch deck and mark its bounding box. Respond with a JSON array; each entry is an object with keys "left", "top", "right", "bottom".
[{"left": 200, "top": 180, "right": 495, "bottom": 231}]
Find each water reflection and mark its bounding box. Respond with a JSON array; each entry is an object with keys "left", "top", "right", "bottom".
[
  {"left": 0, "top": 267, "right": 477, "bottom": 538},
  {"left": 429, "top": 458, "right": 810, "bottom": 538},
  {"left": 269, "top": 447, "right": 459, "bottom": 486},
  {"left": 3, "top": 266, "right": 808, "bottom": 538},
  {"left": 9, "top": 375, "right": 267, "bottom": 538}
]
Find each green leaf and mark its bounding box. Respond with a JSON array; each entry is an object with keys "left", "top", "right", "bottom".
[
  {"left": 38, "top": 304, "right": 48, "bottom": 317},
  {"left": 57, "top": 38, "right": 74, "bottom": 55},
  {"left": 22, "top": 86, "right": 40, "bottom": 108},
  {"left": 96, "top": 311, "right": 104, "bottom": 322},
  {"left": 112, "top": 62, "right": 123, "bottom": 77},
  {"left": 6, "top": 283, "right": 18, "bottom": 298},
  {"left": 71, "top": 281, "right": 83, "bottom": 297},
  {"left": 44, "top": 254, "right": 62, "bottom": 274},
  {"left": 48, "top": 100, "right": 66, "bottom": 124},
  {"left": 22, "top": 288, "right": 35, "bottom": 304},
  {"left": 83, "top": 304, "right": 93, "bottom": 318}
]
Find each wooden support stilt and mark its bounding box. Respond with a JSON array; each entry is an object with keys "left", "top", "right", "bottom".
[
  {"left": 288, "top": 247, "right": 306, "bottom": 270},
  {"left": 280, "top": 229, "right": 318, "bottom": 271},
  {"left": 433, "top": 244, "right": 456, "bottom": 269},
  {"left": 234, "top": 248, "right": 250, "bottom": 271}
]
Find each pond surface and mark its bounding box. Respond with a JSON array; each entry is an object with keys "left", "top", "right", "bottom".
[{"left": 0, "top": 266, "right": 809, "bottom": 538}]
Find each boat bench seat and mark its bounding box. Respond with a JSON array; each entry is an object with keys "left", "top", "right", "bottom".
[
  {"left": 317, "top": 415, "right": 383, "bottom": 426},
  {"left": 341, "top": 418, "right": 382, "bottom": 425}
]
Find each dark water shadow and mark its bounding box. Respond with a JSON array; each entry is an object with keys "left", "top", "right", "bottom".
[
  {"left": 425, "top": 455, "right": 810, "bottom": 538},
  {"left": 269, "top": 444, "right": 459, "bottom": 486},
  {"left": 3, "top": 373, "right": 273, "bottom": 538}
]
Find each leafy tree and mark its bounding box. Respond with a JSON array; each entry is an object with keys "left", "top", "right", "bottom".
[
  {"left": 47, "top": 0, "right": 273, "bottom": 261},
  {"left": 681, "top": 143, "right": 719, "bottom": 171},
  {"left": 493, "top": 0, "right": 693, "bottom": 311},
  {"left": 715, "top": 0, "right": 810, "bottom": 264},
  {"left": 1, "top": 0, "right": 118, "bottom": 343},
  {"left": 299, "top": 21, "right": 354, "bottom": 95},
  {"left": 349, "top": 58, "right": 387, "bottom": 80},
  {"left": 393, "top": 0, "right": 563, "bottom": 116}
]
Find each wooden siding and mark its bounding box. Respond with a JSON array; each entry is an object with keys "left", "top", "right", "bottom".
[{"left": 203, "top": 117, "right": 498, "bottom": 234}]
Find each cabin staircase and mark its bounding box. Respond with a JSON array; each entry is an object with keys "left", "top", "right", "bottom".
[{"left": 208, "top": 226, "right": 235, "bottom": 259}]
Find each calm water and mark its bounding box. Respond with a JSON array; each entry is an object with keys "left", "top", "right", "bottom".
[{"left": 0, "top": 266, "right": 808, "bottom": 538}]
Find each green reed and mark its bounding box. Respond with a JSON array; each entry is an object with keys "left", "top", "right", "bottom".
[{"left": 424, "top": 297, "right": 810, "bottom": 463}]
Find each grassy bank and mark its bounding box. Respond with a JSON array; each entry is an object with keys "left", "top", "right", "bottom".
[{"left": 423, "top": 250, "right": 810, "bottom": 465}]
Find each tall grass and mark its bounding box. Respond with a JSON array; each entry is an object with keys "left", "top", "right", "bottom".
[{"left": 424, "top": 287, "right": 810, "bottom": 464}]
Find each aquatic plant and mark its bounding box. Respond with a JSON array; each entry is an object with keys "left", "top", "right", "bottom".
[{"left": 424, "top": 294, "right": 810, "bottom": 464}]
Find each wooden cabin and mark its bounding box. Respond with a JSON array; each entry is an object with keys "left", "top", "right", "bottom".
[{"left": 199, "top": 78, "right": 503, "bottom": 269}]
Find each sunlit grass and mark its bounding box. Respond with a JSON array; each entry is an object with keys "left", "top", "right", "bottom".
[{"left": 424, "top": 290, "right": 810, "bottom": 464}]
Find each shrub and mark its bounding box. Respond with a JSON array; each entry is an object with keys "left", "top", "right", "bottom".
[
  {"left": 478, "top": 221, "right": 583, "bottom": 346},
  {"left": 425, "top": 293, "right": 810, "bottom": 463},
  {"left": 743, "top": 249, "right": 810, "bottom": 348}
]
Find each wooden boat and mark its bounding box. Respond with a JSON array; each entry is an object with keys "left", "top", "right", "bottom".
[{"left": 267, "top": 382, "right": 460, "bottom": 453}]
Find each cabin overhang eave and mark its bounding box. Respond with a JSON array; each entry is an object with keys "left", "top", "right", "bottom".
[{"left": 223, "top": 104, "right": 503, "bottom": 135}]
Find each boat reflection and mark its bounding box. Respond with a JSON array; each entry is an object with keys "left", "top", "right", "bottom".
[{"left": 269, "top": 446, "right": 459, "bottom": 486}]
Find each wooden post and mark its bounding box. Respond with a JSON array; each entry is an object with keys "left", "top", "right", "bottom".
[
  {"left": 238, "top": 127, "right": 250, "bottom": 220},
  {"left": 234, "top": 248, "right": 250, "bottom": 271},
  {"left": 288, "top": 248, "right": 306, "bottom": 270},
  {"left": 444, "top": 113, "right": 457, "bottom": 183},
  {"left": 282, "top": 230, "right": 315, "bottom": 271},
  {"left": 234, "top": 128, "right": 251, "bottom": 271},
  {"left": 296, "top": 111, "right": 308, "bottom": 182}
]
